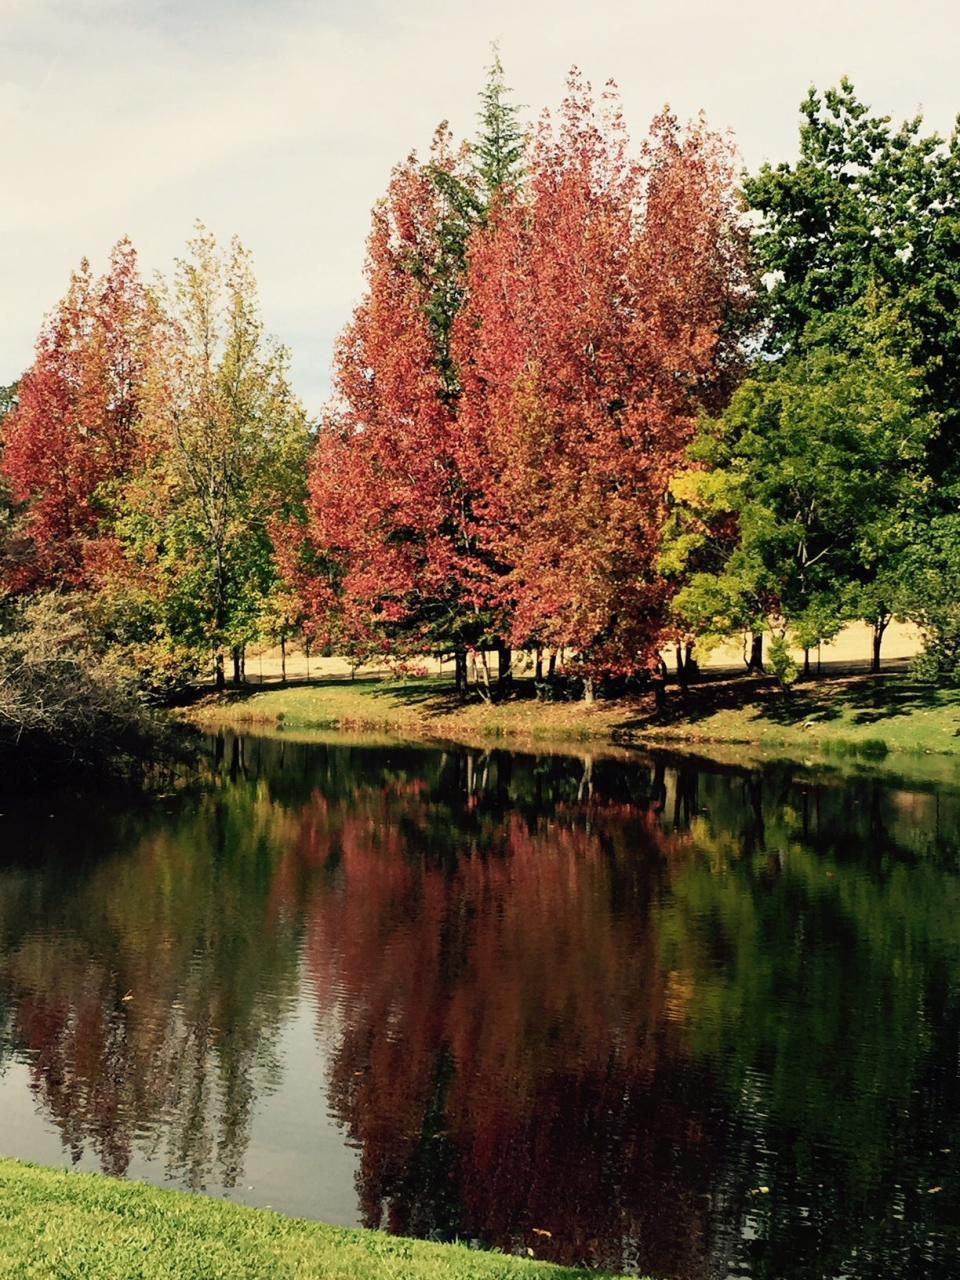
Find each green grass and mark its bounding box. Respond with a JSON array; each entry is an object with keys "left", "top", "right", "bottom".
[
  {"left": 184, "top": 669, "right": 960, "bottom": 764},
  {"left": 645, "top": 671, "right": 960, "bottom": 758},
  {"left": 185, "top": 676, "right": 632, "bottom": 746},
  {"left": 0, "top": 1158, "right": 623, "bottom": 1280}
]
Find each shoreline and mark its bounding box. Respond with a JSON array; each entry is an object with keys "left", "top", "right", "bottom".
[{"left": 180, "top": 668, "right": 960, "bottom": 776}]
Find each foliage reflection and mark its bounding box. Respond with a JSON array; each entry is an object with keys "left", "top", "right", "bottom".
[{"left": 0, "top": 737, "right": 958, "bottom": 1279}]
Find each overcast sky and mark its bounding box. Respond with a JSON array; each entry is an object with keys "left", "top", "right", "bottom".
[{"left": 3, "top": 0, "right": 959, "bottom": 411}]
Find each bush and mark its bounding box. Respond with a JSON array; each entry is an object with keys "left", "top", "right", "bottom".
[
  {"left": 0, "top": 594, "right": 181, "bottom": 784},
  {"left": 769, "top": 635, "right": 799, "bottom": 689},
  {"left": 911, "top": 629, "right": 960, "bottom": 686},
  {"left": 85, "top": 586, "right": 202, "bottom": 701},
  {"left": 901, "top": 518, "right": 960, "bottom": 685}
]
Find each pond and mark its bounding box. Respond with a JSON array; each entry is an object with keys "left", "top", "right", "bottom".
[{"left": 0, "top": 733, "right": 958, "bottom": 1279}]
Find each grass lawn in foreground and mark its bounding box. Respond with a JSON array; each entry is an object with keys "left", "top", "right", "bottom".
[
  {"left": 184, "top": 668, "right": 960, "bottom": 761},
  {"left": 0, "top": 1159, "right": 620, "bottom": 1280}
]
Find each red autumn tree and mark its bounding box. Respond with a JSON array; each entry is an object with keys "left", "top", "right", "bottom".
[
  {"left": 1, "top": 239, "right": 157, "bottom": 592},
  {"left": 294, "top": 64, "right": 526, "bottom": 692},
  {"left": 294, "top": 141, "right": 485, "bottom": 685},
  {"left": 296, "top": 146, "right": 471, "bottom": 655},
  {"left": 454, "top": 76, "right": 750, "bottom": 689}
]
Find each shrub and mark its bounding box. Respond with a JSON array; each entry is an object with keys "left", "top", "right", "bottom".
[
  {"left": 0, "top": 594, "right": 180, "bottom": 784},
  {"left": 769, "top": 636, "right": 799, "bottom": 689}
]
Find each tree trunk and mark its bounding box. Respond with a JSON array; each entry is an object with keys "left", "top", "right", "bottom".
[
  {"left": 535, "top": 648, "right": 544, "bottom": 682},
  {"left": 651, "top": 758, "right": 666, "bottom": 811},
  {"left": 747, "top": 632, "right": 764, "bottom": 673},
  {"left": 803, "top": 647, "right": 811, "bottom": 678},
  {"left": 683, "top": 639, "right": 698, "bottom": 684},
  {"left": 280, "top": 635, "right": 287, "bottom": 685},
  {"left": 478, "top": 650, "right": 493, "bottom": 702},
  {"left": 872, "top": 614, "right": 889, "bottom": 673},
  {"left": 652, "top": 662, "right": 667, "bottom": 718},
  {"left": 583, "top": 676, "right": 595, "bottom": 704},
  {"left": 454, "top": 647, "right": 468, "bottom": 698},
  {"left": 548, "top": 650, "right": 557, "bottom": 680},
  {"left": 675, "top": 643, "right": 687, "bottom": 691},
  {"left": 214, "top": 650, "right": 225, "bottom": 693},
  {"left": 232, "top": 646, "right": 242, "bottom": 686},
  {"left": 497, "top": 641, "right": 513, "bottom": 691}
]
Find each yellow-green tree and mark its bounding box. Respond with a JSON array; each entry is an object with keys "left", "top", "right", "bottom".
[{"left": 115, "top": 226, "right": 309, "bottom": 689}]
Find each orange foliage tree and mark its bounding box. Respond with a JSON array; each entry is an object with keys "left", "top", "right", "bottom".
[
  {"left": 454, "top": 76, "right": 749, "bottom": 688},
  {"left": 290, "top": 60, "right": 526, "bottom": 691},
  {"left": 294, "top": 143, "right": 487, "bottom": 680},
  {"left": 294, "top": 71, "right": 749, "bottom": 694},
  {"left": 1, "top": 240, "right": 158, "bottom": 592}
]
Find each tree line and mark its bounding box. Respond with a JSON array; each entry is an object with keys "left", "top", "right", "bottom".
[{"left": 2, "top": 62, "right": 960, "bottom": 701}]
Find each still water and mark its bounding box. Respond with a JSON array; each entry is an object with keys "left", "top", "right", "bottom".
[{"left": 0, "top": 733, "right": 958, "bottom": 1279}]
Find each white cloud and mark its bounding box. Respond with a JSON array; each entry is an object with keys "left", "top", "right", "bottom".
[{"left": 2, "top": 0, "right": 959, "bottom": 411}]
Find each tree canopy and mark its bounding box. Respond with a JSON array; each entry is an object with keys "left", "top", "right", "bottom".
[{"left": 2, "top": 68, "right": 959, "bottom": 697}]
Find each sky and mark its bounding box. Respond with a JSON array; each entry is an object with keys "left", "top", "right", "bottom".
[{"left": 3, "top": 0, "right": 959, "bottom": 413}]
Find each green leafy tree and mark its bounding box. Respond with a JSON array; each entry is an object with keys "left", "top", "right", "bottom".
[
  {"left": 0, "top": 383, "right": 18, "bottom": 421},
  {"left": 745, "top": 79, "right": 960, "bottom": 488},
  {"left": 662, "top": 298, "right": 935, "bottom": 670}
]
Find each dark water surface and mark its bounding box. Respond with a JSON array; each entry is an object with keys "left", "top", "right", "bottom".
[{"left": 1, "top": 733, "right": 959, "bottom": 1279}]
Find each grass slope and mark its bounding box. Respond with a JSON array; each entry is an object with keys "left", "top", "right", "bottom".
[
  {"left": 187, "top": 676, "right": 633, "bottom": 745},
  {"left": 185, "top": 669, "right": 960, "bottom": 761},
  {"left": 0, "top": 1159, "right": 619, "bottom": 1280}
]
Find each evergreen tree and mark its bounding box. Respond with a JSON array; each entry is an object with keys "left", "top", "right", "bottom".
[
  {"left": 422, "top": 52, "right": 526, "bottom": 401},
  {"left": 472, "top": 49, "right": 526, "bottom": 203},
  {"left": 297, "top": 60, "right": 529, "bottom": 689}
]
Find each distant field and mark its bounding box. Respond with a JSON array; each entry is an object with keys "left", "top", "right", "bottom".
[
  {"left": 682, "top": 619, "right": 922, "bottom": 670},
  {"left": 242, "top": 621, "right": 923, "bottom": 687}
]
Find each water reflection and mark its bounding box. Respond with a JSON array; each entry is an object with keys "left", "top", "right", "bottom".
[{"left": 0, "top": 736, "right": 958, "bottom": 1279}]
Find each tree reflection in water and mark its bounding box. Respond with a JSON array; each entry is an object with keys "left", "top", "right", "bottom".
[{"left": 0, "top": 735, "right": 958, "bottom": 1280}]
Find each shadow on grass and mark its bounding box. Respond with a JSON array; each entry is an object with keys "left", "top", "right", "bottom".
[
  {"left": 612, "top": 668, "right": 952, "bottom": 738},
  {"left": 197, "top": 673, "right": 476, "bottom": 720},
  {"left": 197, "top": 665, "right": 957, "bottom": 743}
]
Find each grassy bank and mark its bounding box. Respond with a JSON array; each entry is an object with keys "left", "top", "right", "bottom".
[
  {"left": 0, "top": 1159, "right": 619, "bottom": 1280},
  {"left": 184, "top": 667, "right": 960, "bottom": 762}
]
